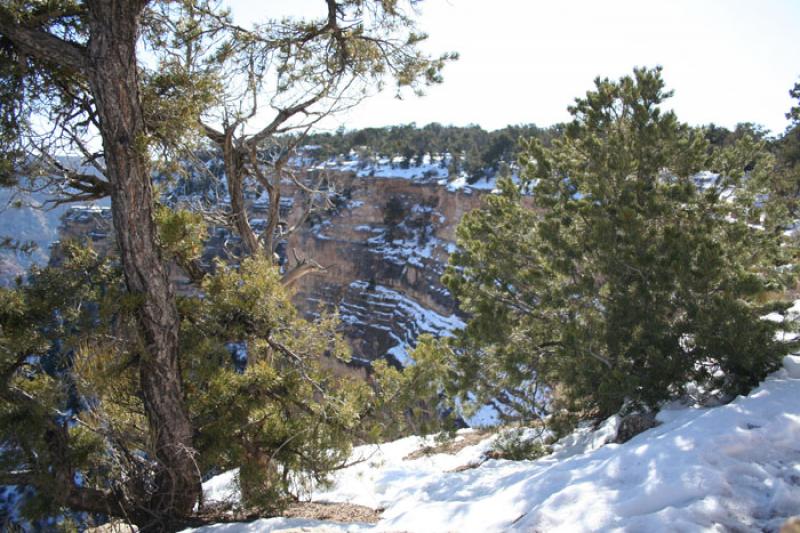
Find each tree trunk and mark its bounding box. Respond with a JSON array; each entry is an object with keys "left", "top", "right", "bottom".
[
  {"left": 263, "top": 171, "right": 280, "bottom": 258},
  {"left": 85, "top": 0, "right": 200, "bottom": 525},
  {"left": 223, "top": 132, "right": 261, "bottom": 256}
]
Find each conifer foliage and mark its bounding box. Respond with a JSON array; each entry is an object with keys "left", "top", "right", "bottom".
[
  {"left": 0, "top": 0, "right": 450, "bottom": 529},
  {"left": 0, "top": 244, "right": 373, "bottom": 526},
  {"left": 440, "top": 68, "right": 793, "bottom": 424}
]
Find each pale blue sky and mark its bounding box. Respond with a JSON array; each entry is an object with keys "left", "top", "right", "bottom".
[{"left": 229, "top": 0, "right": 800, "bottom": 135}]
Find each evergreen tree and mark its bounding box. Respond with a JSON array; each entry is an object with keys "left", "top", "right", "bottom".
[
  {"left": 767, "top": 79, "right": 800, "bottom": 226},
  {"left": 463, "top": 143, "right": 484, "bottom": 184},
  {"left": 0, "top": 2, "right": 207, "bottom": 523},
  {"left": 438, "top": 67, "right": 793, "bottom": 426},
  {"left": 788, "top": 80, "right": 800, "bottom": 124},
  {"left": 1, "top": 243, "right": 374, "bottom": 526},
  {"left": 0, "top": 1, "right": 449, "bottom": 529}
]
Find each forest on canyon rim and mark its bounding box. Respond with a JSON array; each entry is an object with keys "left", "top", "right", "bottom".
[{"left": 0, "top": 1, "right": 799, "bottom": 531}]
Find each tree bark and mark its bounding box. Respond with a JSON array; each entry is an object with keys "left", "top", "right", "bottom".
[
  {"left": 261, "top": 163, "right": 280, "bottom": 257},
  {"left": 84, "top": 0, "right": 200, "bottom": 524},
  {"left": 222, "top": 130, "right": 261, "bottom": 256}
]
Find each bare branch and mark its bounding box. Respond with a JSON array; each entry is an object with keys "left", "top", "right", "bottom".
[
  {"left": 281, "top": 248, "right": 327, "bottom": 287},
  {"left": 281, "top": 170, "right": 333, "bottom": 238},
  {"left": 0, "top": 470, "right": 37, "bottom": 487},
  {"left": 200, "top": 121, "right": 226, "bottom": 145},
  {"left": 587, "top": 347, "right": 613, "bottom": 369},
  {"left": 246, "top": 90, "right": 329, "bottom": 148},
  {"left": 42, "top": 153, "right": 111, "bottom": 199},
  {"left": 281, "top": 262, "right": 326, "bottom": 288}
]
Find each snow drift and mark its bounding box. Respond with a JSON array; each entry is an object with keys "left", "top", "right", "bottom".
[{"left": 186, "top": 356, "right": 800, "bottom": 533}]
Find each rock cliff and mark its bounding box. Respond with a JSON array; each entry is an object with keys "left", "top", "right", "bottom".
[
  {"left": 46, "top": 168, "right": 486, "bottom": 368},
  {"left": 286, "top": 173, "right": 483, "bottom": 366}
]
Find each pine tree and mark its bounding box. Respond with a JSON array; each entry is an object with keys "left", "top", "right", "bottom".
[
  {"left": 765, "top": 79, "right": 800, "bottom": 229},
  {"left": 439, "top": 67, "right": 793, "bottom": 426},
  {"left": 0, "top": 3, "right": 204, "bottom": 523},
  {"left": 0, "top": 1, "right": 450, "bottom": 529},
  {"left": 1, "top": 244, "right": 374, "bottom": 525}
]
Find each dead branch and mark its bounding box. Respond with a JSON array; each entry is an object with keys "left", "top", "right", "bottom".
[{"left": 281, "top": 248, "right": 327, "bottom": 288}]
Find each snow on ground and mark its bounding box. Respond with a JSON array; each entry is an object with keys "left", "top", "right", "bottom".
[
  {"left": 300, "top": 151, "right": 518, "bottom": 194},
  {"left": 356, "top": 162, "right": 446, "bottom": 182},
  {"left": 764, "top": 300, "right": 800, "bottom": 343},
  {"left": 296, "top": 153, "right": 762, "bottom": 201},
  {"left": 185, "top": 355, "right": 800, "bottom": 533},
  {"left": 443, "top": 172, "right": 521, "bottom": 193},
  {"left": 345, "top": 281, "right": 465, "bottom": 336},
  {"left": 202, "top": 469, "right": 240, "bottom": 507},
  {"left": 351, "top": 154, "right": 449, "bottom": 182}
]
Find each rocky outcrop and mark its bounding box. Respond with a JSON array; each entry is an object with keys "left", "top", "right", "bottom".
[{"left": 49, "top": 205, "right": 115, "bottom": 264}]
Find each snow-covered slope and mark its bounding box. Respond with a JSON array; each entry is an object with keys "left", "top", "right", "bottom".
[
  {"left": 0, "top": 189, "right": 68, "bottom": 284},
  {"left": 186, "top": 356, "right": 800, "bottom": 533},
  {"left": 301, "top": 152, "right": 514, "bottom": 193}
]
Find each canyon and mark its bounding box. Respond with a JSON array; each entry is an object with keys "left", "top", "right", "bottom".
[
  {"left": 287, "top": 171, "right": 483, "bottom": 366},
  {"left": 37, "top": 164, "right": 489, "bottom": 368}
]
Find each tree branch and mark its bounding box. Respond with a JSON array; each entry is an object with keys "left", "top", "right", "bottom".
[
  {"left": 199, "top": 121, "right": 226, "bottom": 145},
  {"left": 281, "top": 261, "right": 326, "bottom": 288},
  {"left": 0, "top": 7, "right": 88, "bottom": 74},
  {"left": 246, "top": 91, "right": 329, "bottom": 148},
  {"left": 0, "top": 470, "right": 37, "bottom": 487},
  {"left": 281, "top": 249, "right": 327, "bottom": 288}
]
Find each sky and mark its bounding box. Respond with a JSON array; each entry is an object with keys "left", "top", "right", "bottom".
[{"left": 229, "top": 0, "right": 800, "bottom": 135}]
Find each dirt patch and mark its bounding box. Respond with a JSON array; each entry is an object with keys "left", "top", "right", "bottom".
[
  {"left": 282, "top": 501, "right": 383, "bottom": 524},
  {"left": 614, "top": 411, "right": 659, "bottom": 444},
  {"left": 403, "top": 430, "right": 492, "bottom": 461},
  {"left": 190, "top": 500, "right": 382, "bottom": 528},
  {"left": 447, "top": 459, "right": 486, "bottom": 473},
  {"left": 86, "top": 522, "right": 138, "bottom": 533}
]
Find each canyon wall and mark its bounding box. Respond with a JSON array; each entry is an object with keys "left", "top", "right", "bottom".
[
  {"left": 286, "top": 173, "right": 484, "bottom": 366},
  {"left": 49, "top": 171, "right": 486, "bottom": 368}
]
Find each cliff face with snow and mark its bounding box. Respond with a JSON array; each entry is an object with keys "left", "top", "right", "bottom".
[
  {"left": 38, "top": 163, "right": 485, "bottom": 368},
  {"left": 0, "top": 189, "right": 71, "bottom": 286},
  {"left": 286, "top": 172, "right": 481, "bottom": 365}
]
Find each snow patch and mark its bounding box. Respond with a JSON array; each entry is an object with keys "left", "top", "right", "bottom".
[
  {"left": 186, "top": 368, "right": 800, "bottom": 533},
  {"left": 784, "top": 355, "right": 800, "bottom": 378}
]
